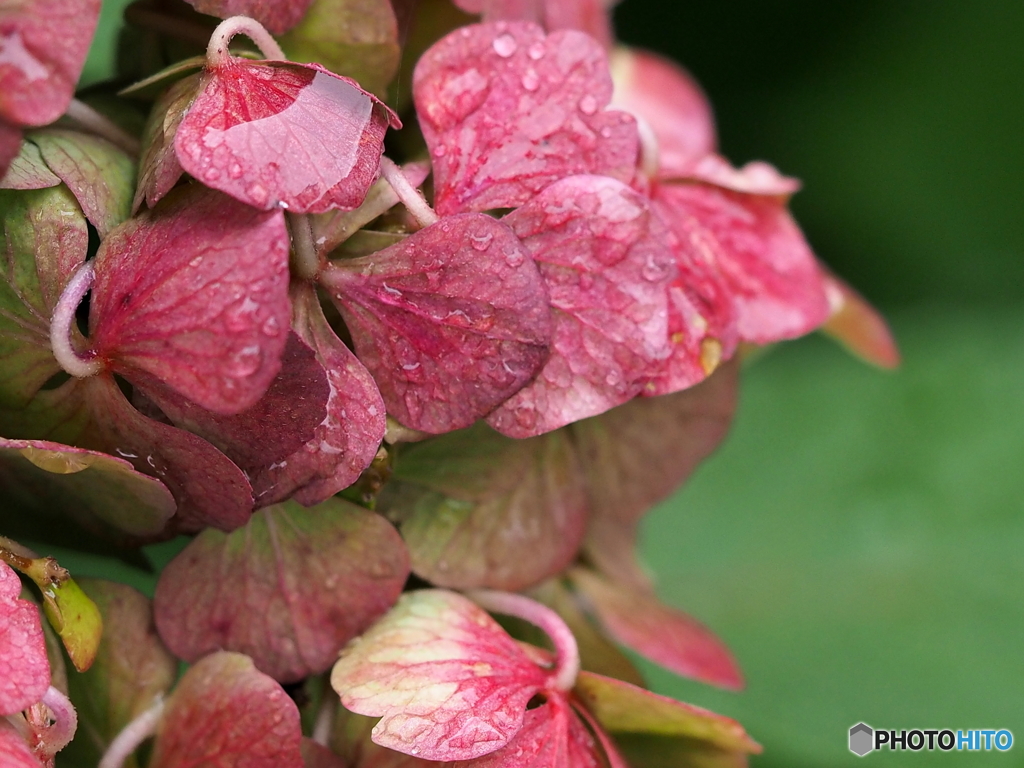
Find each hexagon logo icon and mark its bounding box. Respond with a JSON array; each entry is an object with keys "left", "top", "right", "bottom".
[{"left": 849, "top": 723, "right": 874, "bottom": 756}]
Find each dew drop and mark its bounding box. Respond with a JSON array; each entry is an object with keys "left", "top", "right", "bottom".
[
  {"left": 528, "top": 42, "right": 545, "bottom": 60},
  {"left": 504, "top": 248, "right": 524, "bottom": 268},
  {"left": 204, "top": 167, "right": 221, "bottom": 181},
  {"left": 578, "top": 95, "right": 598, "bottom": 115},
  {"left": 600, "top": 126, "right": 613, "bottom": 138},
  {"left": 642, "top": 257, "right": 670, "bottom": 282},
  {"left": 515, "top": 407, "right": 537, "bottom": 429},
  {"left": 469, "top": 231, "right": 494, "bottom": 251},
  {"left": 189, "top": 256, "right": 204, "bottom": 267},
  {"left": 521, "top": 69, "right": 539, "bottom": 92},
  {"left": 248, "top": 183, "right": 268, "bottom": 206},
  {"left": 605, "top": 368, "right": 623, "bottom": 387},
  {"left": 229, "top": 163, "right": 243, "bottom": 179},
  {"left": 262, "top": 316, "right": 281, "bottom": 337},
  {"left": 226, "top": 345, "right": 262, "bottom": 377},
  {"left": 492, "top": 33, "right": 517, "bottom": 58},
  {"left": 435, "top": 144, "right": 448, "bottom": 158}
]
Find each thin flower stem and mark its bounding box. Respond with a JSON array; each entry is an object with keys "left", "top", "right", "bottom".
[
  {"left": 64, "top": 100, "right": 141, "bottom": 157},
  {"left": 379, "top": 156, "right": 439, "bottom": 229},
  {"left": 49, "top": 262, "right": 102, "bottom": 379},
  {"left": 99, "top": 698, "right": 165, "bottom": 768},
  {"left": 311, "top": 692, "right": 337, "bottom": 747},
  {"left": 288, "top": 212, "right": 320, "bottom": 280},
  {"left": 633, "top": 113, "right": 661, "bottom": 180},
  {"left": 37, "top": 686, "right": 78, "bottom": 758},
  {"left": 467, "top": 590, "right": 580, "bottom": 692},
  {"left": 207, "top": 15, "right": 286, "bottom": 67}
]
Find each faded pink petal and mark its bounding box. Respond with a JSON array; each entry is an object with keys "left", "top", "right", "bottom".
[
  {"left": 413, "top": 22, "right": 638, "bottom": 216},
  {"left": 0, "top": 0, "right": 101, "bottom": 127},
  {"left": 131, "top": 333, "right": 330, "bottom": 486},
  {"left": 176, "top": 60, "right": 399, "bottom": 213},
  {"left": 149, "top": 652, "right": 304, "bottom": 768},
  {"left": 571, "top": 362, "right": 739, "bottom": 589},
  {"left": 392, "top": 423, "right": 588, "bottom": 591},
  {"left": 570, "top": 568, "right": 743, "bottom": 690},
  {"left": 154, "top": 499, "right": 408, "bottom": 683},
  {"left": 610, "top": 47, "right": 716, "bottom": 177},
  {"left": 0, "top": 561, "right": 50, "bottom": 716},
  {"left": 184, "top": 0, "right": 315, "bottom": 34},
  {"left": 331, "top": 590, "right": 549, "bottom": 761},
  {"left": 0, "top": 720, "right": 43, "bottom": 768},
  {"left": 322, "top": 213, "right": 551, "bottom": 434},
  {"left": 134, "top": 73, "right": 200, "bottom": 213},
  {"left": 78, "top": 375, "right": 254, "bottom": 533},
  {"left": 654, "top": 182, "right": 829, "bottom": 344},
  {"left": 487, "top": 176, "right": 674, "bottom": 437},
  {"left": 90, "top": 185, "right": 291, "bottom": 415},
  {"left": 250, "top": 285, "right": 386, "bottom": 507},
  {"left": 821, "top": 272, "right": 900, "bottom": 369},
  {"left": 675, "top": 154, "right": 802, "bottom": 196},
  {"left": 0, "top": 139, "right": 60, "bottom": 190}
]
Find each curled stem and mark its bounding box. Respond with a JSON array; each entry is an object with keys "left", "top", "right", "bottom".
[
  {"left": 207, "top": 15, "right": 285, "bottom": 67},
  {"left": 98, "top": 698, "right": 165, "bottom": 768},
  {"left": 379, "top": 156, "right": 439, "bottom": 229},
  {"left": 29, "top": 686, "right": 78, "bottom": 761},
  {"left": 50, "top": 262, "right": 102, "bottom": 379},
  {"left": 467, "top": 590, "right": 580, "bottom": 692},
  {"left": 64, "top": 100, "right": 141, "bottom": 157}
]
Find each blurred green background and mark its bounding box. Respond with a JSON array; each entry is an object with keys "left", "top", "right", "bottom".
[
  {"left": 613, "top": 1, "right": 1024, "bottom": 766},
  {"left": 77, "top": 1, "right": 1023, "bottom": 766}
]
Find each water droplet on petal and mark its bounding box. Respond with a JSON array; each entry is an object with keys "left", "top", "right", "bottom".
[
  {"left": 226, "top": 345, "right": 262, "bottom": 377},
  {"left": 493, "top": 33, "right": 517, "bottom": 58},
  {"left": 504, "top": 247, "right": 525, "bottom": 268},
  {"left": 521, "top": 69, "right": 539, "bottom": 91},
  {"left": 262, "top": 316, "right": 281, "bottom": 337},
  {"left": 528, "top": 42, "right": 545, "bottom": 60},
  {"left": 248, "top": 183, "right": 268, "bottom": 207},
  {"left": 228, "top": 163, "right": 243, "bottom": 179},
  {"left": 469, "top": 231, "right": 494, "bottom": 251},
  {"left": 204, "top": 168, "right": 221, "bottom": 181},
  {"left": 578, "top": 95, "right": 598, "bottom": 115},
  {"left": 435, "top": 144, "right": 448, "bottom": 158}
]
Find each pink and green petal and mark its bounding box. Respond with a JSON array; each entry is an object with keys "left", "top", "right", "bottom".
[
  {"left": 154, "top": 499, "right": 408, "bottom": 683},
  {"left": 331, "top": 589, "right": 549, "bottom": 761}
]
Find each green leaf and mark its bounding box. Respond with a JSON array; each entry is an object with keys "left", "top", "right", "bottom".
[
  {"left": 0, "top": 140, "right": 61, "bottom": 190},
  {"left": 278, "top": 0, "right": 400, "bottom": 98},
  {"left": 612, "top": 733, "right": 749, "bottom": 768},
  {"left": 62, "top": 580, "right": 176, "bottom": 768},
  {"left": 390, "top": 422, "right": 587, "bottom": 591}
]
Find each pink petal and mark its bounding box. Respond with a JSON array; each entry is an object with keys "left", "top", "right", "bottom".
[
  {"left": 250, "top": 285, "right": 386, "bottom": 507},
  {"left": 78, "top": 374, "right": 254, "bottom": 532},
  {"left": 149, "top": 652, "right": 304, "bottom": 768},
  {"left": 392, "top": 423, "right": 588, "bottom": 591},
  {"left": 0, "top": 0, "right": 101, "bottom": 127},
  {"left": 130, "top": 332, "right": 330, "bottom": 487},
  {"left": 0, "top": 561, "right": 50, "bottom": 716},
  {"left": 0, "top": 437, "right": 175, "bottom": 538},
  {"left": 176, "top": 60, "right": 399, "bottom": 213},
  {"left": 183, "top": 0, "right": 315, "bottom": 34},
  {"left": 674, "top": 154, "right": 802, "bottom": 196},
  {"left": 154, "top": 499, "right": 408, "bottom": 683},
  {"left": 330, "top": 589, "right": 549, "bottom": 761},
  {"left": 570, "top": 568, "right": 743, "bottom": 690},
  {"left": 0, "top": 720, "right": 43, "bottom": 768},
  {"left": 570, "top": 361, "right": 739, "bottom": 589},
  {"left": 90, "top": 185, "right": 291, "bottom": 415},
  {"left": 454, "top": 0, "right": 615, "bottom": 47},
  {"left": 322, "top": 213, "right": 551, "bottom": 434},
  {"left": 610, "top": 47, "right": 716, "bottom": 176},
  {"left": 487, "top": 175, "right": 674, "bottom": 437},
  {"left": 821, "top": 272, "right": 900, "bottom": 369},
  {"left": 573, "top": 671, "right": 761, "bottom": 754},
  {"left": 453, "top": 696, "right": 602, "bottom": 768},
  {"left": 654, "top": 182, "right": 830, "bottom": 344},
  {"left": 646, "top": 191, "right": 738, "bottom": 396},
  {"left": 413, "top": 22, "right": 638, "bottom": 216}
]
